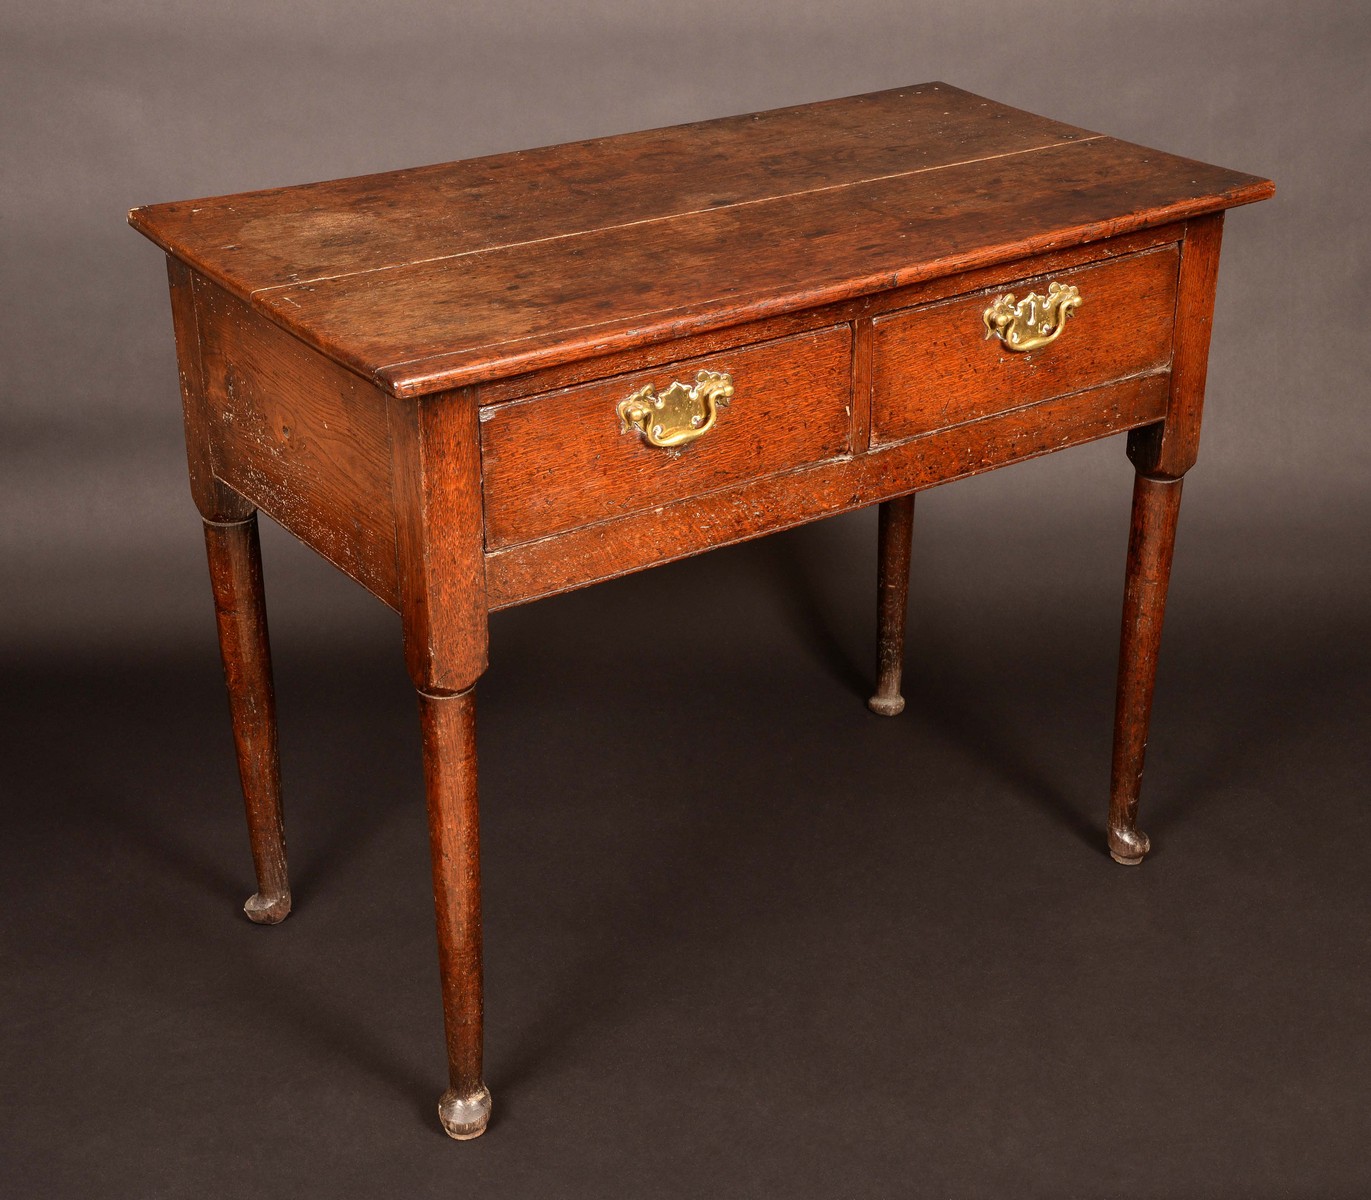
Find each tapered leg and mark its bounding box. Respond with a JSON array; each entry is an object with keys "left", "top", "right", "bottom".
[
  {"left": 418, "top": 686, "right": 491, "bottom": 1140},
  {"left": 868, "top": 493, "right": 916, "bottom": 716},
  {"left": 1108, "top": 473, "right": 1184, "bottom": 865},
  {"left": 203, "top": 514, "right": 291, "bottom": 922}
]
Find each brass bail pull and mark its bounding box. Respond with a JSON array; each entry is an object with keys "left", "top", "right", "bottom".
[
  {"left": 617, "top": 370, "right": 734, "bottom": 448},
  {"left": 983, "top": 281, "right": 1083, "bottom": 352}
]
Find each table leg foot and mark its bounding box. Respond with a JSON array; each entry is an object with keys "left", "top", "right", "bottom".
[
  {"left": 867, "top": 693, "right": 906, "bottom": 717},
  {"left": 243, "top": 889, "right": 293, "bottom": 924},
  {"left": 438, "top": 1084, "right": 492, "bottom": 1140},
  {"left": 1107, "top": 825, "right": 1151, "bottom": 866}
]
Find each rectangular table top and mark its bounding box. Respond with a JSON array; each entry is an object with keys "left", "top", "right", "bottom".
[{"left": 129, "top": 82, "right": 1272, "bottom": 398}]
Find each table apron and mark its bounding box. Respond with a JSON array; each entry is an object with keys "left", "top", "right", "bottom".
[{"left": 483, "top": 370, "right": 1170, "bottom": 610}]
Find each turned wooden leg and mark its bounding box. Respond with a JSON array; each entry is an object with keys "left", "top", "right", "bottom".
[
  {"left": 1108, "top": 473, "right": 1184, "bottom": 865},
  {"left": 418, "top": 686, "right": 491, "bottom": 1140},
  {"left": 389, "top": 386, "right": 491, "bottom": 1138},
  {"left": 868, "top": 493, "right": 916, "bottom": 716},
  {"left": 203, "top": 514, "right": 291, "bottom": 922}
]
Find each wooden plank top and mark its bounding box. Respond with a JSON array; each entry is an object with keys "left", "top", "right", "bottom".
[{"left": 130, "top": 82, "right": 1273, "bottom": 398}]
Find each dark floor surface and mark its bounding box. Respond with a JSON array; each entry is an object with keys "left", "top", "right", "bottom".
[{"left": 4, "top": 479, "right": 1369, "bottom": 1199}]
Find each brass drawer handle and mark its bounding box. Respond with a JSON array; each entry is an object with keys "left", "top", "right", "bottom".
[
  {"left": 617, "top": 370, "right": 734, "bottom": 448},
  {"left": 983, "top": 281, "right": 1082, "bottom": 352}
]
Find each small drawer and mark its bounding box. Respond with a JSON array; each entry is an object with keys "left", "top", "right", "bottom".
[
  {"left": 480, "top": 326, "right": 853, "bottom": 549},
  {"left": 870, "top": 244, "right": 1179, "bottom": 446}
]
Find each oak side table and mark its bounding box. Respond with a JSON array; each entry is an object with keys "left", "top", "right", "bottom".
[{"left": 129, "top": 83, "right": 1273, "bottom": 1139}]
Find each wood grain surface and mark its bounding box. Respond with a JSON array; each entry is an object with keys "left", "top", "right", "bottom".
[
  {"left": 130, "top": 85, "right": 1089, "bottom": 294},
  {"left": 389, "top": 390, "right": 489, "bottom": 694},
  {"left": 871, "top": 244, "right": 1179, "bottom": 444},
  {"left": 484, "top": 371, "right": 1170, "bottom": 609},
  {"left": 472, "top": 222, "right": 1184, "bottom": 408},
  {"left": 1107, "top": 473, "right": 1185, "bottom": 865},
  {"left": 193, "top": 276, "right": 400, "bottom": 606},
  {"left": 416, "top": 686, "right": 490, "bottom": 1138},
  {"left": 167, "top": 259, "right": 255, "bottom": 524},
  {"left": 202, "top": 514, "right": 291, "bottom": 924},
  {"left": 868, "top": 494, "right": 916, "bottom": 716},
  {"left": 1128, "top": 214, "right": 1226, "bottom": 480},
  {"left": 480, "top": 326, "right": 852, "bottom": 548},
  {"left": 131, "top": 83, "right": 1272, "bottom": 397}
]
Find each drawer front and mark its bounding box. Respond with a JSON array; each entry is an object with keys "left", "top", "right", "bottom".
[
  {"left": 870, "top": 244, "right": 1179, "bottom": 445},
  {"left": 480, "top": 325, "right": 853, "bottom": 548}
]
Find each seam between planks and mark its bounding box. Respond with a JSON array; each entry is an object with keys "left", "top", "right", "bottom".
[{"left": 249, "top": 135, "right": 1108, "bottom": 297}]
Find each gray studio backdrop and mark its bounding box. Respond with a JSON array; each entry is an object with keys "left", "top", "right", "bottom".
[
  {"left": 2, "top": 0, "right": 1366, "bottom": 660},
  {"left": 4, "top": 2, "right": 1371, "bottom": 1195}
]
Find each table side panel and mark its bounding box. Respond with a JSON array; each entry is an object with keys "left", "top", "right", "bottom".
[
  {"left": 166, "top": 258, "right": 255, "bottom": 524},
  {"left": 479, "top": 326, "right": 853, "bottom": 549},
  {"left": 192, "top": 276, "right": 401, "bottom": 608},
  {"left": 871, "top": 244, "right": 1179, "bottom": 444},
  {"left": 484, "top": 371, "right": 1170, "bottom": 609}
]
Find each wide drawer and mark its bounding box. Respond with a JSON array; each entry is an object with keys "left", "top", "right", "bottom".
[
  {"left": 870, "top": 244, "right": 1179, "bottom": 445},
  {"left": 480, "top": 325, "right": 853, "bottom": 548}
]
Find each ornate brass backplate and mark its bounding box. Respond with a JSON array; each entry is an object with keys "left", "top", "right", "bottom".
[
  {"left": 983, "top": 281, "right": 1083, "bottom": 352},
  {"left": 617, "top": 370, "right": 734, "bottom": 449}
]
